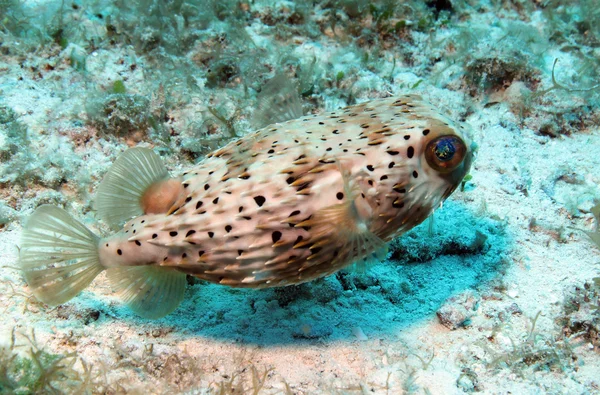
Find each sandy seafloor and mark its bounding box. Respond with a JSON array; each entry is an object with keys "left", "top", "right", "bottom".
[{"left": 1, "top": 0, "right": 600, "bottom": 393}]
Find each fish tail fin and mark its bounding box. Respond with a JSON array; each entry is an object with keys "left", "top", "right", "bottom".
[
  {"left": 19, "top": 205, "right": 104, "bottom": 306},
  {"left": 106, "top": 266, "right": 186, "bottom": 319},
  {"left": 95, "top": 147, "right": 182, "bottom": 229}
]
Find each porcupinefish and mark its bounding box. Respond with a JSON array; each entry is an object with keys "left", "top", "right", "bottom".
[{"left": 19, "top": 95, "right": 473, "bottom": 319}]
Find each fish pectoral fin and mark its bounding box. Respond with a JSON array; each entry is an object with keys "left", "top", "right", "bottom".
[
  {"left": 347, "top": 244, "right": 389, "bottom": 274},
  {"left": 106, "top": 265, "right": 187, "bottom": 319},
  {"left": 304, "top": 165, "right": 386, "bottom": 270},
  {"left": 95, "top": 147, "right": 182, "bottom": 229}
]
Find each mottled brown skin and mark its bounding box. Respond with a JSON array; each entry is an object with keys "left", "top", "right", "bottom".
[{"left": 100, "top": 95, "right": 473, "bottom": 288}]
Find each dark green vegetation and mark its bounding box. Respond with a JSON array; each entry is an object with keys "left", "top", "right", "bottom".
[
  {"left": 0, "top": 326, "right": 287, "bottom": 394},
  {"left": 0, "top": 329, "right": 88, "bottom": 394},
  {"left": 561, "top": 203, "right": 600, "bottom": 353},
  {"left": 482, "top": 311, "right": 577, "bottom": 377},
  {"left": 561, "top": 278, "right": 600, "bottom": 353},
  {"left": 0, "top": 104, "right": 33, "bottom": 184}
]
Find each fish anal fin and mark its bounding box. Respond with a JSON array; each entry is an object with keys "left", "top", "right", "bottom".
[{"left": 106, "top": 265, "right": 186, "bottom": 319}]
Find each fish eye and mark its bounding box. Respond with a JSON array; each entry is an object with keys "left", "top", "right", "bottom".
[{"left": 425, "top": 135, "right": 466, "bottom": 172}]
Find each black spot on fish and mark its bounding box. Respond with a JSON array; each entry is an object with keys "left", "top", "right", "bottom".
[
  {"left": 152, "top": 234, "right": 157, "bottom": 239},
  {"left": 182, "top": 253, "right": 187, "bottom": 258},
  {"left": 199, "top": 250, "right": 205, "bottom": 257},
  {"left": 208, "top": 232, "right": 214, "bottom": 238},
  {"left": 413, "top": 170, "right": 419, "bottom": 178},
  {"left": 336, "top": 192, "right": 344, "bottom": 200},
  {"left": 225, "top": 225, "right": 232, "bottom": 233},
  {"left": 135, "top": 240, "right": 141, "bottom": 246},
  {"left": 387, "top": 150, "right": 399, "bottom": 155},
  {"left": 170, "top": 231, "right": 178, "bottom": 237},
  {"left": 404, "top": 135, "right": 410, "bottom": 140},
  {"left": 196, "top": 201, "right": 203, "bottom": 209},
  {"left": 204, "top": 184, "right": 210, "bottom": 190},
  {"left": 186, "top": 230, "right": 196, "bottom": 237},
  {"left": 423, "top": 129, "right": 430, "bottom": 136},
  {"left": 380, "top": 175, "right": 388, "bottom": 180},
  {"left": 407, "top": 146, "right": 414, "bottom": 158},
  {"left": 366, "top": 165, "right": 374, "bottom": 171},
  {"left": 393, "top": 200, "right": 405, "bottom": 209},
  {"left": 272, "top": 231, "right": 282, "bottom": 243},
  {"left": 117, "top": 249, "right": 122, "bottom": 255},
  {"left": 254, "top": 195, "right": 266, "bottom": 207},
  {"left": 388, "top": 162, "right": 395, "bottom": 169}
]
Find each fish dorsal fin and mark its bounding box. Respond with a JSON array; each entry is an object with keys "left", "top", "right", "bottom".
[
  {"left": 252, "top": 73, "right": 303, "bottom": 128},
  {"left": 106, "top": 266, "right": 187, "bottom": 319},
  {"left": 95, "top": 147, "right": 176, "bottom": 229}
]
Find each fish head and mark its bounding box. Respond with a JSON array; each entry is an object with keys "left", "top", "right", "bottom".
[{"left": 380, "top": 106, "right": 475, "bottom": 239}]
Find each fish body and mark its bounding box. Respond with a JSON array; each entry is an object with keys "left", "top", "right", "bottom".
[{"left": 20, "top": 94, "right": 473, "bottom": 318}]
